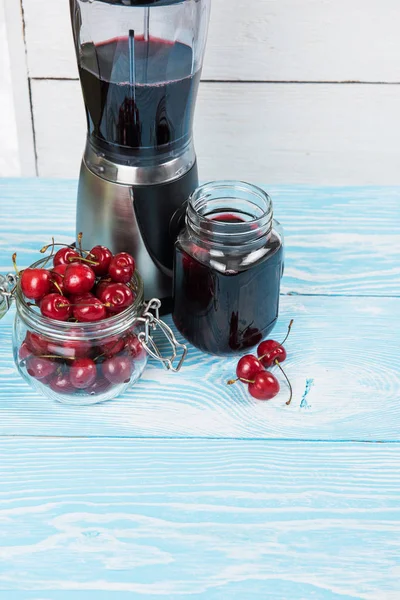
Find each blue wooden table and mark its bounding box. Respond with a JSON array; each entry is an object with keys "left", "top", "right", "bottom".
[{"left": 0, "top": 180, "right": 399, "bottom": 599}]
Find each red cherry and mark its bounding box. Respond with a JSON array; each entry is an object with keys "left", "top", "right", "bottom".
[
  {"left": 102, "top": 355, "right": 133, "bottom": 384},
  {"left": 68, "top": 292, "right": 93, "bottom": 304},
  {"left": 108, "top": 254, "right": 135, "bottom": 284},
  {"left": 248, "top": 371, "right": 280, "bottom": 401},
  {"left": 18, "top": 341, "right": 32, "bottom": 361},
  {"left": 69, "top": 358, "right": 97, "bottom": 389},
  {"left": 20, "top": 268, "right": 51, "bottom": 300},
  {"left": 26, "top": 356, "right": 57, "bottom": 380},
  {"left": 64, "top": 263, "right": 96, "bottom": 295},
  {"left": 125, "top": 335, "right": 146, "bottom": 360},
  {"left": 236, "top": 355, "right": 264, "bottom": 381},
  {"left": 95, "top": 279, "right": 112, "bottom": 299},
  {"left": 115, "top": 252, "right": 135, "bottom": 267},
  {"left": 40, "top": 293, "right": 71, "bottom": 321},
  {"left": 89, "top": 245, "right": 113, "bottom": 276},
  {"left": 98, "top": 336, "right": 126, "bottom": 357},
  {"left": 53, "top": 247, "right": 80, "bottom": 267},
  {"left": 50, "top": 264, "right": 67, "bottom": 294},
  {"left": 25, "top": 331, "right": 49, "bottom": 355},
  {"left": 49, "top": 371, "right": 75, "bottom": 394},
  {"left": 258, "top": 320, "right": 293, "bottom": 367},
  {"left": 47, "top": 335, "right": 92, "bottom": 360},
  {"left": 72, "top": 295, "right": 107, "bottom": 322},
  {"left": 86, "top": 376, "right": 113, "bottom": 396},
  {"left": 258, "top": 340, "right": 287, "bottom": 367},
  {"left": 97, "top": 282, "right": 134, "bottom": 314}
]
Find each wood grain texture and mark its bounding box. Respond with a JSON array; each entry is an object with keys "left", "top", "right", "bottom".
[
  {"left": 0, "top": 438, "right": 399, "bottom": 599},
  {"left": 1, "top": 179, "right": 399, "bottom": 296},
  {"left": 1, "top": 180, "right": 399, "bottom": 441},
  {"left": 31, "top": 79, "right": 400, "bottom": 184},
  {"left": 1, "top": 294, "right": 400, "bottom": 440},
  {"left": 22, "top": 0, "right": 400, "bottom": 82}
]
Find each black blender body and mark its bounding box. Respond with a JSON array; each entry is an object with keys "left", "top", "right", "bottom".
[{"left": 70, "top": 0, "right": 211, "bottom": 308}]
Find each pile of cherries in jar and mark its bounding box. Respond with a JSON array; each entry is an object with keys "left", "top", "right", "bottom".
[
  {"left": 15, "top": 239, "right": 146, "bottom": 397},
  {"left": 229, "top": 320, "right": 293, "bottom": 404}
]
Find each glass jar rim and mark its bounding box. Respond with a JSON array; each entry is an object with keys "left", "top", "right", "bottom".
[
  {"left": 186, "top": 180, "right": 274, "bottom": 248},
  {"left": 189, "top": 180, "right": 273, "bottom": 223},
  {"left": 15, "top": 256, "right": 145, "bottom": 341}
]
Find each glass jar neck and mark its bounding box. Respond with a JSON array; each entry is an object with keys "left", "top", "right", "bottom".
[{"left": 186, "top": 181, "right": 274, "bottom": 250}]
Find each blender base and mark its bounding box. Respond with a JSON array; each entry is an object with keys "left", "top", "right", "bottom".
[{"left": 76, "top": 160, "right": 198, "bottom": 314}]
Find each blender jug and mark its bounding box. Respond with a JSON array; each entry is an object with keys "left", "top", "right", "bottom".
[{"left": 70, "top": 0, "right": 211, "bottom": 307}]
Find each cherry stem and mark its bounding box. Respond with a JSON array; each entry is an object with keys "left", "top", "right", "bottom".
[
  {"left": 280, "top": 319, "right": 294, "bottom": 347},
  {"left": 77, "top": 232, "right": 83, "bottom": 257},
  {"left": 227, "top": 377, "right": 254, "bottom": 385},
  {"left": 40, "top": 241, "right": 74, "bottom": 253},
  {"left": 274, "top": 359, "right": 293, "bottom": 406},
  {"left": 68, "top": 255, "right": 98, "bottom": 266},
  {"left": 258, "top": 319, "right": 294, "bottom": 362},
  {"left": 11, "top": 252, "right": 19, "bottom": 276},
  {"left": 52, "top": 280, "right": 64, "bottom": 296}
]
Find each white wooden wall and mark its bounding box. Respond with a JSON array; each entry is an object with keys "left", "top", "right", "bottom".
[{"left": 5, "top": 0, "right": 400, "bottom": 183}]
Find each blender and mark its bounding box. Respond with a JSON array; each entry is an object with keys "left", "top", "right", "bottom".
[{"left": 70, "top": 0, "right": 211, "bottom": 308}]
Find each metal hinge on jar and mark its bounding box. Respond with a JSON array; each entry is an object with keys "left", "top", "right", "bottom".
[
  {"left": 136, "top": 298, "right": 188, "bottom": 372},
  {"left": 0, "top": 273, "right": 17, "bottom": 318}
]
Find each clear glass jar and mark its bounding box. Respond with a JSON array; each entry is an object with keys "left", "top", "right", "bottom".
[
  {"left": 173, "top": 181, "right": 284, "bottom": 355},
  {"left": 8, "top": 258, "right": 186, "bottom": 405}
]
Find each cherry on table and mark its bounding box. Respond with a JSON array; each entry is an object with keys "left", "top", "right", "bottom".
[
  {"left": 53, "top": 247, "right": 80, "bottom": 267},
  {"left": 89, "top": 245, "right": 113, "bottom": 276},
  {"left": 64, "top": 263, "right": 96, "bottom": 295},
  {"left": 26, "top": 356, "right": 57, "bottom": 380},
  {"left": 108, "top": 253, "right": 135, "bottom": 284},
  {"left": 236, "top": 355, "right": 264, "bottom": 381},
  {"left": 20, "top": 268, "right": 51, "bottom": 300},
  {"left": 258, "top": 319, "right": 293, "bottom": 367},
  {"left": 72, "top": 295, "right": 107, "bottom": 322},
  {"left": 248, "top": 371, "right": 280, "bottom": 401},
  {"left": 258, "top": 340, "right": 287, "bottom": 368},
  {"left": 98, "top": 282, "right": 134, "bottom": 314},
  {"left": 69, "top": 358, "right": 97, "bottom": 389},
  {"left": 40, "top": 293, "right": 72, "bottom": 321},
  {"left": 102, "top": 355, "right": 133, "bottom": 384}
]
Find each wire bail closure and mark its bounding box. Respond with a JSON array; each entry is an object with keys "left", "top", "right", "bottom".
[
  {"left": 136, "top": 298, "right": 188, "bottom": 372},
  {"left": 0, "top": 273, "right": 17, "bottom": 318}
]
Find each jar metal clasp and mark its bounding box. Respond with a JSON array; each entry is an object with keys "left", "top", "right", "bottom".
[
  {"left": 0, "top": 273, "right": 17, "bottom": 317},
  {"left": 136, "top": 298, "right": 188, "bottom": 373}
]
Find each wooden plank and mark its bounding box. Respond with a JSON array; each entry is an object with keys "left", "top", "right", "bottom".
[
  {"left": 22, "top": 0, "right": 400, "bottom": 83},
  {"left": 2, "top": 0, "right": 34, "bottom": 175},
  {"left": 30, "top": 79, "right": 400, "bottom": 185},
  {"left": 0, "top": 438, "right": 399, "bottom": 598},
  {"left": 1, "top": 179, "right": 399, "bottom": 295},
  {"left": 1, "top": 180, "right": 399, "bottom": 440},
  {"left": 1, "top": 293, "right": 400, "bottom": 440}
]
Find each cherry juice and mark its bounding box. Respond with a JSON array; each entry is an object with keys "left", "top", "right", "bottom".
[
  {"left": 78, "top": 36, "right": 201, "bottom": 155},
  {"left": 173, "top": 219, "right": 284, "bottom": 355}
]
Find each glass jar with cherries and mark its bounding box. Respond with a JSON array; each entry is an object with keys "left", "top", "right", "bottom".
[{"left": 0, "top": 250, "right": 186, "bottom": 405}]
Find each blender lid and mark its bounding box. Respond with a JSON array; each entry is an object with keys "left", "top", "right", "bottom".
[{"left": 92, "top": 0, "right": 190, "bottom": 6}]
